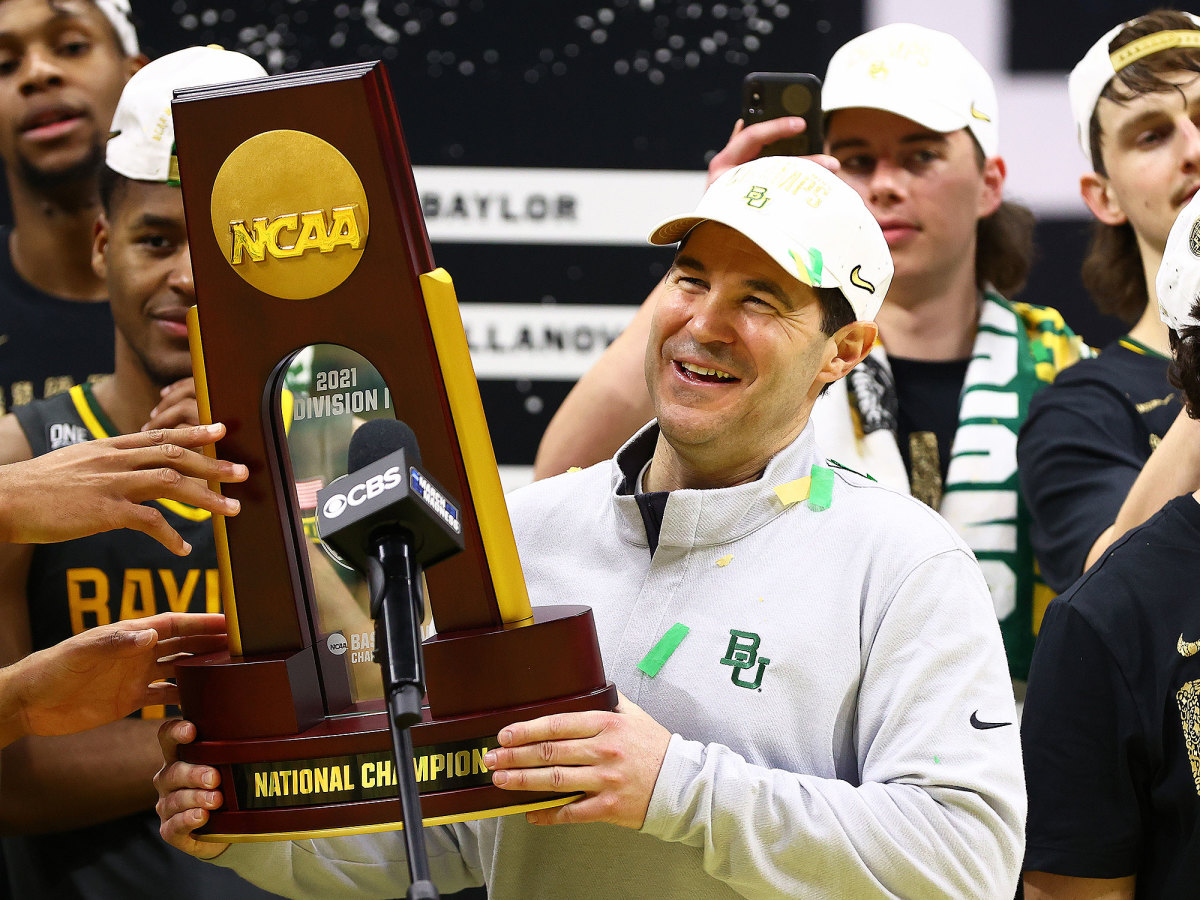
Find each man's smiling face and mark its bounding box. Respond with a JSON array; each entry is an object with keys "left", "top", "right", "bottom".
[
  {"left": 0, "top": 0, "right": 134, "bottom": 189},
  {"left": 644, "top": 221, "right": 840, "bottom": 476}
]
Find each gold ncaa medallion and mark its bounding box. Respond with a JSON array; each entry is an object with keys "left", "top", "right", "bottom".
[{"left": 210, "top": 130, "right": 370, "bottom": 300}]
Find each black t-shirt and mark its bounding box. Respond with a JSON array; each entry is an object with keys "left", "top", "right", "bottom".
[
  {"left": 888, "top": 355, "right": 970, "bottom": 484},
  {"left": 0, "top": 223, "right": 114, "bottom": 413},
  {"left": 1017, "top": 338, "right": 1179, "bottom": 593},
  {"left": 1022, "top": 494, "right": 1200, "bottom": 896}
]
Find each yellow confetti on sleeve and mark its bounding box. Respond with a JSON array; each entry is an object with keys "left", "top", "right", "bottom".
[
  {"left": 773, "top": 476, "right": 811, "bottom": 508},
  {"left": 716, "top": 554, "right": 733, "bottom": 567}
]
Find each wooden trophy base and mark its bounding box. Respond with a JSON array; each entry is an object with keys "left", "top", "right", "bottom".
[{"left": 177, "top": 605, "right": 617, "bottom": 841}]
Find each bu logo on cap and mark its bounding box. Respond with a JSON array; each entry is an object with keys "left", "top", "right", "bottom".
[
  {"left": 1189, "top": 218, "right": 1200, "bottom": 258},
  {"left": 744, "top": 186, "right": 769, "bottom": 209}
]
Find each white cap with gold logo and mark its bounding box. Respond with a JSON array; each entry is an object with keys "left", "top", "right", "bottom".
[
  {"left": 1068, "top": 13, "right": 1200, "bottom": 169},
  {"left": 106, "top": 46, "right": 267, "bottom": 185},
  {"left": 647, "top": 156, "right": 893, "bottom": 321},
  {"left": 1157, "top": 190, "right": 1200, "bottom": 332},
  {"left": 823, "top": 22, "right": 999, "bottom": 157}
]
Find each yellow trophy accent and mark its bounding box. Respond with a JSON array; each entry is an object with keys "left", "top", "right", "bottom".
[
  {"left": 187, "top": 305, "right": 243, "bottom": 656},
  {"left": 420, "top": 268, "right": 533, "bottom": 626}
]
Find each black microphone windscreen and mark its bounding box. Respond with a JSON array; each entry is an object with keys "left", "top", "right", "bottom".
[{"left": 348, "top": 418, "right": 421, "bottom": 471}]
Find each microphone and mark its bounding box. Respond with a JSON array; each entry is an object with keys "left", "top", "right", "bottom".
[
  {"left": 317, "top": 418, "right": 464, "bottom": 723},
  {"left": 316, "top": 418, "right": 462, "bottom": 900}
]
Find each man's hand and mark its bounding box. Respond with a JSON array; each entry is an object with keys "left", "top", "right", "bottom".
[
  {"left": 142, "top": 377, "right": 200, "bottom": 431},
  {"left": 484, "top": 692, "right": 671, "bottom": 829},
  {"left": 154, "top": 718, "right": 228, "bottom": 860},
  {"left": 0, "top": 423, "right": 247, "bottom": 555},
  {"left": 707, "top": 118, "right": 840, "bottom": 188},
  {"left": 4, "top": 612, "right": 227, "bottom": 744}
]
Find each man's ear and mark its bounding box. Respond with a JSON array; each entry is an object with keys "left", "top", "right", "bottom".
[
  {"left": 819, "top": 321, "right": 878, "bottom": 386},
  {"left": 125, "top": 53, "right": 148, "bottom": 81},
  {"left": 1080, "top": 171, "right": 1128, "bottom": 226},
  {"left": 92, "top": 215, "right": 110, "bottom": 282},
  {"left": 977, "top": 155, "right": 1005, "bottom": 219}
]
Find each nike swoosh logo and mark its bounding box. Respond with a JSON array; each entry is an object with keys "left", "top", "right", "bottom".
[
  {"left": 849, "top": 265, "right": 875, "bottom": 294},
  {"left": 1179, "top": 634, "right": 1200, "bottom": 658},
  {"left": 970, "top": 711, "right": 1011, "bottom": 730},
  {"left": 970, "top": 102, "right": 991, "bottom": 122}
]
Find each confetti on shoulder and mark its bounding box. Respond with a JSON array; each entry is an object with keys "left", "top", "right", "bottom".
[
  {"left": 773, "top": 476, "right": 811, "bottom": 508},
  {"left": 808, "top": 464, "right": 835, "bottom": 511},
  {"left": 716, "top": 554, "right": 734, "bottom": 567},
  {"left": 567, "top": 466, "right": 583, "bottom": 473}
]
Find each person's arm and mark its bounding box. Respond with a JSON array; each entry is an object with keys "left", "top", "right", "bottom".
[
  {"left": 489, "top": 550, "right": 1023, "bottom": 898},
  {"left": 1023, "top": 872, "right": 1136, "bottom": 900},
  {"left": 0, "top": 422, "right": 246, "bottom": 555},
  {"left": 0, "top": 612, "right": 226, "bottom": 748},
  {"left": 532, "top": 117, "right": 838, "bottom": 480},
  {"left": 1083, "top": 408, "right": 1200, "bottom": 569},
  {"left": 0, "top": 549, "right": 169, "bottom": 840},
  {"left": 0, "top": 530, "right": 169, "bottom": 831}
]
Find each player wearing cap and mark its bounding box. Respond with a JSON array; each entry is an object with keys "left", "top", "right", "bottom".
[
  {"left": 1019, "top": 11, "right": 1200, "bottom": 597},
  {"left": 1021, "top": 193, "right": 1200, "bottom": 900},
  {"left": 0, "top": 0, "right": 144, "bottom": 414},
  {"left": 535, "top": 23, "right": 1084, "bottom": 686},
  {"left": 157, "top": 156, "right": 1025, "bottom": 900},
  {"left": 0, "top": 46, "right": 284, "bottom": 900}
]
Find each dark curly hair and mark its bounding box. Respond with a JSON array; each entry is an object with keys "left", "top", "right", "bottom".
[
  {"left": 1083, "top": 10, "right": 1200, "bottom": 323},
  {"left": 1169, "top": 299, "right": 1200, "bottom": 416}
]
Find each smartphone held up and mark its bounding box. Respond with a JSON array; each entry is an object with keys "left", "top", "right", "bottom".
[{"left": 741, "top": 72, "right": 823, "bottom": 157}]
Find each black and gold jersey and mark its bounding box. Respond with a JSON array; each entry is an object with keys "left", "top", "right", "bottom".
[
  {"left": 1024, "top": 495, "right": 1200, "bottom": 897},
  {"left": 1018, "top": 337, "right": 1181, "bottom": 593},
  {"left": 4, "top": 384, "right": 284, "bottom": 899},
  {"left": 15, "top": 384, "right": 218, "bottom": 663}
]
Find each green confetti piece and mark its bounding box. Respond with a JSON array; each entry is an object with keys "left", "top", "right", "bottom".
[
  {"left": 637, "top": 623, "right": 690, "bottom": 678},
  {"left": 808, "top": 464, "right": 835, "bottom": 511},
  {"left": 807, "top": 247, "right": 824, "bottom": 284}
]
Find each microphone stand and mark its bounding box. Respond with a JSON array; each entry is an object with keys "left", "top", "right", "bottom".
[{"left": 368, "top": 532, "right": 440, "bottom": 900}]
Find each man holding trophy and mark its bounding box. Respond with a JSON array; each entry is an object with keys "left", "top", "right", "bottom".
[{"left": 156, "top": 154, "right": 1026, "bottom": 899}]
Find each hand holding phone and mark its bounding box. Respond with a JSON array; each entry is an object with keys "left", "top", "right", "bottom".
[{"left": 741, "top": 72, "right": 823, "bottom": 157}]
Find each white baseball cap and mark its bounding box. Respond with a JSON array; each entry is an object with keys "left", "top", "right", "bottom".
[
  {"left": 648, "top": 156, "right": 893, "bottom": 321},
  {"left": 1157, "top": 190, "right": 1200, "bottom": 332},
  {"left": 1069, "top": 13, "right": 1200, "bottom": 170},
  {"left": 823, "top": 23, "right": 999, "bottom": 157},
  {"left": 94, "top": 0, "right": 139, "bottom": 57},
  {"left": 107, "top": 46, "right": 267, "bottom": 184}
]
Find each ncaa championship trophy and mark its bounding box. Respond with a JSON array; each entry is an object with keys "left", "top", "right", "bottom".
[{"left": 170, "top": 62, "right": 617, "bottom": 844}]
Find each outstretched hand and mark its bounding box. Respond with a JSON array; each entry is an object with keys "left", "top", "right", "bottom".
[
  {"left": 707, "top": 117, "right": 840, "bottom": 188},
  {"left": 2, "top": 612, "right": 227, "bottom": 744},
  {"left": 0, "top": 422, "right": 247, "bottom": 555},
  {"left": 484, "top": 692, "right": 671, "bottom": 829}
]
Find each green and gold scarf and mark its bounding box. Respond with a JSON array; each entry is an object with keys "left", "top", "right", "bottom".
[{"left": 811, "top": 292, "right": 1088, "bottom": 679}]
